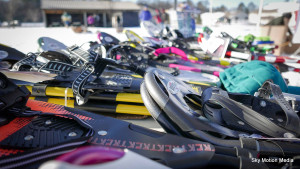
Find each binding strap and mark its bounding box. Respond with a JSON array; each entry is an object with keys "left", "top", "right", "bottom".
[
  {"left": 72, "top": 64, "right": 95, "bottom": 105},
  {"left": 202, "top": 87, "right": 300, "bottom": 138},
  {"left": 38, "top": 61, "right": 77, "bottom": 73},
  {"left": 11, "top": 53, "right": 39, "bottom": 71},
  {"left": 71, "top": 49, "right": 100, "bottom": 105},
  {"left": 256, "top": 81, "right": 300, "bottom": 135},
  {"left": 153, "top": 47, "right": 188, "bottom": 60}
]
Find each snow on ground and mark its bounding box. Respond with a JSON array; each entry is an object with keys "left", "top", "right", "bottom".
[
  {"left": 0, "top": 24, "right": 258, "bottom": 54},
  {"left": 0, "top": 27, "right": 148, "bottom": 54},
  {"left": 0, "top": 24, "right": 299, "bottom": 86},
  {"left": 282, "top": 72, "right": 300, "bottom": 87}
]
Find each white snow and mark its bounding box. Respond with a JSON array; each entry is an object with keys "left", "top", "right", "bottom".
[
  {"left": 282, "top": 72, "right": 300, "bottom": 87},
  {"left": 0, "top": 24, "right": 259, "bottom": 54},
  {"left": 0, "top": 27, "right": 144, "bottom": 54}
]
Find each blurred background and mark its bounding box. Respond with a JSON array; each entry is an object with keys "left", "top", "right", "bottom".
[{"left": 0, "top": 0, "right": 298, "bottom": 27}]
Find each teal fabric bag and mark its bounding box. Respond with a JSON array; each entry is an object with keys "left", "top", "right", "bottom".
[
  {"left": 287, "top": 86, "right": 300, "bottom": 95},
  {"left": 219, "top": 61, "right": 288, "bottom": 95}
]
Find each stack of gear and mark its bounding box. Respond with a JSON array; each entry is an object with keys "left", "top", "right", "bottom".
[
  {"left": 1, "top": 25, "right": 300, "bottom": 169},
  {"left": 1, "top": 65, "right": 300, "bottom": 168}
]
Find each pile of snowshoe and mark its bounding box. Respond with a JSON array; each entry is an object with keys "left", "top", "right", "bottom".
[{"left": 1, "top": 25, "right": 300, "bottom": 169}]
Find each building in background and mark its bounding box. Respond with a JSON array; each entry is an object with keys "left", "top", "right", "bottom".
[{"left": 41, "top": 0, "right": 141, "bottom": 27}]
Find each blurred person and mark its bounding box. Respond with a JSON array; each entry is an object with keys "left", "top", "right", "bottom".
[
  {"left": 115, "top": 15, "right": 123, "bottom": 33},
  {"left": 116, "top": 15, "right": 122, "bottom": 27},
  {"left": 235, "top": 16, "right": 238, "bottom": 23},
  {"left": 139, "top": 6, "right": 152, "bottom": 22},
  {"left": 61, "top": 12, "right": 72, "bottom": 27},
  {"left": 191, "top": 15, "right": 196, "bottom": 33},
  {"left": 87, "top": 15, "right": 95, "bottom": 26},
  {"left": 94, "top": 14, "right": 100, "bottom": 27},
  {"left": 154, "top": 9, "right": 162, "bottom": 28},
  {"left": 182, "top": 2, "right": 191, "bottom": 10},
  {"left": 160, "top": 8, "right": 169, "bottom": 25}
]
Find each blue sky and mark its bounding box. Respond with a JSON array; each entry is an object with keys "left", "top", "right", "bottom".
[{"left": 121, "top": 0, "right": 292, "bottom": 9}]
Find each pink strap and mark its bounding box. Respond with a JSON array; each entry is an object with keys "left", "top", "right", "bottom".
[
  {"left": 213, "top": 71, "right": 220, "bottom": 77},
  {"left": 154, "top": 47, "right": 188, "bottom": 60},
  {"left": 169, "top": 64, "right": 202, "bottom": 72},
  {"left": 189, "top": 60, "right": 204, "bottom": 64},
  {"left": 169, "top": 64, "right": 220, "bottom": 77},
  {"left": 97, "top": 33, "right": 102, "bottom": 42}
]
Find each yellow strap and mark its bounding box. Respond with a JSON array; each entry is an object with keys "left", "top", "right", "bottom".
[
  {"left": 46, "top": 87, "right": 73, "bottom": 97},
  {"left": 130, "top": 44, "right": 137, "bottom": 48},
  {"left": 187, "top": 55, "right": 199, "bottom": 61},
  {"left": 25, "top": 86, "right": 74, "bottom": 97},
  {"left": 116, "top": 104, "right": 150, "bottom": 115},
  {"left": 219, "top": 59, "right": 231, "bottom": 66},
  {"left": 131, "top": 74, "right": 143, "bottom": 78},
  {"left": 188, "top": 81, "right": 211, "bottom": 86},
  {"left": 26, "top": 85, "right": 144, "bottom": 103},
  {"left": 29, "top": 97, "right": 149, "bottom": 115},
  {"left": 116, "top": 93, "right": 143, "bottom": 103}
]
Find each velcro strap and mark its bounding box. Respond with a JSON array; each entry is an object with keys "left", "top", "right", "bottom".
[
  {"left": 239, "top": 156, "right": 269, "bottom": 169},
  {"left": 240, "top": 138, "right": 259, "bottom": 150},
  {"left": 39, "top": 61, "right": 76, "bottom": 72},
  {"left": 69, "top": 45, "right": 98, "bottom": 67},
  {"left": 202, "top": 87, "right": 295, "bottom": 138},
  {"left": 257, "top": 81, "right": 300, "bottom": 135},
  {"left": 72, "top": 64, "right": 95, "bottom": 105},
  {"left": 235, "top": 147, "right": 258, "bottom": 158}
]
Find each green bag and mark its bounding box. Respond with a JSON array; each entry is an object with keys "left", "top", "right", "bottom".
[{"left": 220, "top": 61, "right": 288, "bottom": 95}]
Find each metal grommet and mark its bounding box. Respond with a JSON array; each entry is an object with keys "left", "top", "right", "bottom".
[
  {"left": 45, "top": 120, "right": 52, "bottom": 125},
  {"left": 260, "top": 101, "right": 266, "bottom": 107},
  {"left": 277, "top": 118, "right": 283, "bottom": 122},
  {"left": 24, "top": 135, "right": 34, "bottom": 141},
  {"left": 98, "top": 130, "right": 108, "bottom": 136},
  {"left": 68, "top": 132, "right": 77, "bottom": 137},
  {"left": 238, "top": 121, "right": 245, "bottom": 125},
  {"left": 172, "top": 147, "right": 185, "bottom": 154}
]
